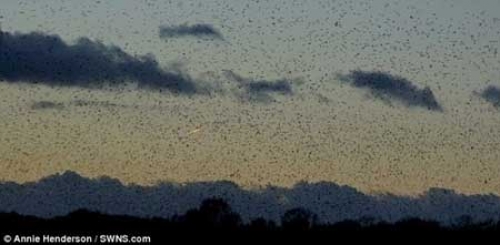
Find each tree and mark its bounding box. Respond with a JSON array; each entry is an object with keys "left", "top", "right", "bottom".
[
  {"left": 281, "top": 207, "right": 318, "bottom": 231},
  {"left": 182, "top": 197, "right": 242, "bottom": 230}
]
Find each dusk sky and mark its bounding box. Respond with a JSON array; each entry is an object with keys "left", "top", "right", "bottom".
[{"left": 1, "top": 0, "right": 499, "bottom": 200}]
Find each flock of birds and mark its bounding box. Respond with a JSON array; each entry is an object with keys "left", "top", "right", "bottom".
[{"left": 0, "top": 0, "right": 499, "bottom": 196}]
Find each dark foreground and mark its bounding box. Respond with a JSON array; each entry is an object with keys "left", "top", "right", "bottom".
[{"left": 1, "top": 198, "right": 499, "bottom": 243}]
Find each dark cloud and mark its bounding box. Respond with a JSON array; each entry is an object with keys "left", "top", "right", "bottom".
[
  {"left": 247, "top": 80, "right": 292, "bottom": 95},
  {"left": 30, "top": 101, "right": 65, "bottom": 110},
  {"left": 30, "top": 99, "right": 139, "bottom": 110},
  {"left": 0, "top": 171, "right": 499, "bottom": 225},
  {"left": 479, "top": 86, "right": 500, "bottom": 108},
  {"left": 70, "top": 99, "right": 126, "bottom": 108},
  {"left": 223, "top": 70, "right": 293, "bottom": 103},
  {"left": 0, "top": 30, "right": 198, "bottom": 94},
  {"left": 338, "top": 70, "right": 442, "bottom": 111},
  {"left": 159, "top": 24, "right": 224, "bottom": 40}
]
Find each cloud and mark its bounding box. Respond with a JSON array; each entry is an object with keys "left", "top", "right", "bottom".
[
  {"left": 0, "top": 30, "right": 199, "bottom": 94},
  {"left": 30, "top": 99, "right": 139, "bottom": 111},
  {"left": 338, "top": 70, "right": 442, "bottom": 111},
  {"left": 159, "top": 24, "right": 224, "bottom": 40},
  {"left": 479, "top": 86, "right": 500, "bottom": 108},
  {"left": 70, "top": 99, "right": 126, "bottom": 108},
  {"left": 223, "top": 70, "right": 294, "bottom": 103},
  {"left": 30, "top": 101, "right": 65, "bottom": 110},
  {"left": 1, "top": 171, "right": 500, "bottom": 225}
]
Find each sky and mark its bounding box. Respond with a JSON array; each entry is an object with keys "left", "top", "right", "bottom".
[{"left": 0, "top": 0, "right": 499, "bottom": 198}]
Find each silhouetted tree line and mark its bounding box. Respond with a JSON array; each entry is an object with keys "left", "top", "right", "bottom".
[{"left": 1, "top": 198, "right": 499, "bottom": 240}]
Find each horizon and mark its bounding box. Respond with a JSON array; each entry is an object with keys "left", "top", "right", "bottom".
[{"left": 1, "top": 0, "right": 500, "bottom": 224}]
